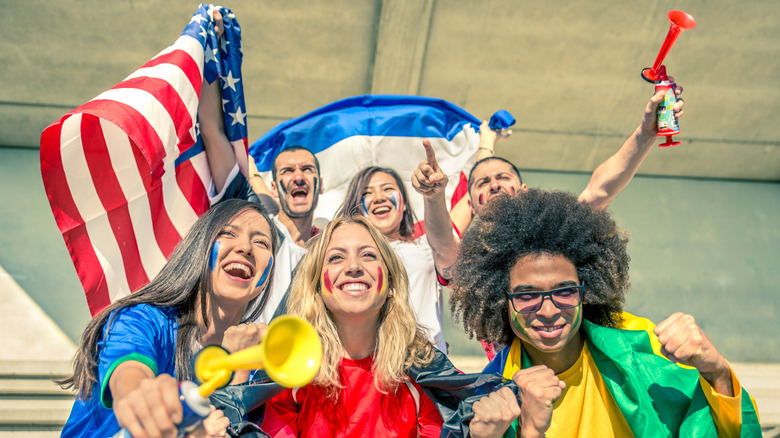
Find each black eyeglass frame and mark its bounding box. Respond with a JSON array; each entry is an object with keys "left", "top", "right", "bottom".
[{"left": 505, "top": 283, "right": 585, "bottom": 314}]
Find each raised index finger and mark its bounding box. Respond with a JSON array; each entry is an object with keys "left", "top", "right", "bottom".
[{"left": 422, "top": 139, "right": 440, "bottom": 171}]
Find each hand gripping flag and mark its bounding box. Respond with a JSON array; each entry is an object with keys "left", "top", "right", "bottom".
[
  {"left": 40, "top": 4, "right": 247, "bottom": 316},
  {"left": 250, "top": 95, "right": 500, "bottom": 233}
]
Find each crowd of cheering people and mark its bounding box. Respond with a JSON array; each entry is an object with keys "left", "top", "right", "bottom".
[{"left": 56, "top": 8, "right": 762, "bottom": 438}]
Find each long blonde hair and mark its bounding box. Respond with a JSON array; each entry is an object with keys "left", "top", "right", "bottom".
[{"left": 287, "top": 215, "right": 434, "bottom": 398}]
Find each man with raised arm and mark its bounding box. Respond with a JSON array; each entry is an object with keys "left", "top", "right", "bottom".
[{"left": 411, "top": 87, "right": 685, "bottom": 283}]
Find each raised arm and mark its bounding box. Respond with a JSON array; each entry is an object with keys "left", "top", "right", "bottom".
[
  {"left": 578, "top": 83, "right": 684, "bottom": 211},
  {"left": 654, "top": 312, "right": 748, "bottom": 437},
  {"left": 199, "top": 10, "right": 235, "bottom": 194},
  {"left": 411, "top": 140, "right": 459, "bottom": 279},
  {"left": 476, "top": 119, "right": 512, "bottom": 160}
]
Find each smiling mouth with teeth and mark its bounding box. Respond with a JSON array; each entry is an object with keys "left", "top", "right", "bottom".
[
  {"left": 224, "top": 262, "right": 253, "bottom": 279},
  {"left": 535, "top": 324, "right": 565, "bottom": 332},
  {"left": 372, "top": 206, "right": 391, "bottom": 215},
  {"left": 340, "top": 283, "right": 369, "bottom": 292}
]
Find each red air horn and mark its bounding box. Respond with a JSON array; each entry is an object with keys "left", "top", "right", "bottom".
[{"left": 641, "top": 10, "right": 696, "bottom": 147}]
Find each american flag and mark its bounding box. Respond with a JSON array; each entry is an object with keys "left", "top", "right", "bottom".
[{"left": 40, "top": 4, "right": 247, "bottom": 316}]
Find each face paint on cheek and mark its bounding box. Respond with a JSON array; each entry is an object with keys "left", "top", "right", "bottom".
[
  {"left": 478, "top": 194, "right": 485, "bottom": 205},
  {"left": 361, "top": 197, "right": 371, "bottom": 217},
  {"left": 255, "top": 256, "right": 273, "bottom": 288},
  {"left": 209, "top": 241, "right": 221, "bottom": 271},
  {"left": 312, "top": 177, "right": 319, "bottom": 196},
  {"left": 509, "top": 186, "right": 515, "bottom": 195},
  {"left": 376, "top": 266, "right": 387, "bottom": 295},
  {"left": 322, "top": 269, "right": 335, "bottom": 296},
  {"left": 277, "top": 179, "right": 288, "bottom": 197},
  {"left": 389, "top": 192, "right": 401, "bottom": 210},
  {"left": 572, "top": 305, "right": 582, "bottom": 330},
  {"left": 510, "top": 309, "right": 530, "bottom": 338}
]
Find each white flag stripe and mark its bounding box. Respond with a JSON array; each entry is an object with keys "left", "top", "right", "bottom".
[
  {"left": 190, "top": 151, "right": 216, "bottom": 205},
  {"left": 160, "top": 163, "right": 201, "bottom": 238},
  {"left": 92, "top": 88, "right": 180, "bottom": 164},
  {"left": 100, "top": 119, "right": 169, "bottom": 279},
  {"left": 124, "top": 63, "right": 200, "bottom": 123},
  {"left": 89, "top": 223, "right": 132, "bottom": 303},
  {"left": 153, "top": 35, "right": 206, "bottom": 79},
  {"left": 59, "top": 114, "right": 108, "bottom": 223},
  {"left": 59, "top": 115, "right": 133, "bottom": 298}
]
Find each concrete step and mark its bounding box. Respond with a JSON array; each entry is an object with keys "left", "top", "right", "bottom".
[
  {"left": 0, "top": 360, "right": 75, "bottom": 432},
  {"left": 0, "top": 397, "right": 73, "bottom": 427},
  {"left": 0, "top": 360, "right": 72, "bottom": 378},
  {"left": 731, "top": 362, "right": 780, "bottom": 427},
  {"left": 0, "top": 432, "right": 63, "bottom": 437},
  {"left": 0, "top": 378, "right": 76, "bottom": 398}
]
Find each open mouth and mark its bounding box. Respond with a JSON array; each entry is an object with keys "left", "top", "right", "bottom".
[
  {"left": 223, "top": 262, "right": 254, "bottom": 280},
  {"left": 290, "top": 187, "right": 309, "bottom": 201},
  {"left": 372, "top": 205, "right": 392, "bottom": 215}
]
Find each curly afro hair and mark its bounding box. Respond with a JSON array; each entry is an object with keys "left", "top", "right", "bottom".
[{"left": 449, "top": 189, "right": 630, "bottom": 346}]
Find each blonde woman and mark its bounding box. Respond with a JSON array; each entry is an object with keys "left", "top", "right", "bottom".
[{"left": 261, "top": 215, "right": 443, "bottom": 437}]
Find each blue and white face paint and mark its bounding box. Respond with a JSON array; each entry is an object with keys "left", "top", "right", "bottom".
[{"left": 256, "top": 256, "right": 273, "bottom": 288}]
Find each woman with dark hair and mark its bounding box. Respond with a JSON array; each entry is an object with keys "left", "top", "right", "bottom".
[
  {"left": 59, "top": 199, "right": 278, "bottom": 437},
  {"left": 450, "top": 189, "right": 759, "bottom": 438},
  {"left": 336, "top": 166, "right": 448, "bottom": 353},
  {"left": 261, "top": 215, "right": 442, "bottom": 436}
]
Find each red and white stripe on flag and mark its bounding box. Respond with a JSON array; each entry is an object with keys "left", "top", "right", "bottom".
[{"left": 40, "top": 34, "right": 213, "bottom": 316}]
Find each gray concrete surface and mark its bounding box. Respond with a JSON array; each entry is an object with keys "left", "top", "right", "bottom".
[{"left": 1, "top": 0, "right": 778, "bottom": 179}]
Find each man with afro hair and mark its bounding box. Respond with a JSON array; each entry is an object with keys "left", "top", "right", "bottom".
[{"left": 450, "top": 189, "right": 760, "bottom": 438}]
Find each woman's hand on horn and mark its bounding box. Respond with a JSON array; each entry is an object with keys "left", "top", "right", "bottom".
[{"left": 222, "top": 322, "right": 268, "bottom": 384}]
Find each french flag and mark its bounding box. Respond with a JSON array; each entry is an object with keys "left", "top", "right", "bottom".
[{"left": 250, "top": 95, "right": 489, "bottom": 232}]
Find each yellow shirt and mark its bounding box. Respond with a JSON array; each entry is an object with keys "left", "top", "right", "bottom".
[{"left": 501, "top": 312, "right": 745, "bottom": 438}]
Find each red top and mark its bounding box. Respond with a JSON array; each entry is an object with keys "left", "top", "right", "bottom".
[{"left": 262, "top": 356, "right": 443, "bottom": 437}]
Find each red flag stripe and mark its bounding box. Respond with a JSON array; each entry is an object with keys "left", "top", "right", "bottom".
[
  {"left": 127, "top": 136, "right": 185, "bottom": 260},
  {"left": 76, "top": 98, "right": 168, "bottom": 178},
  {"left": 140, "top": 43, "right": 204, "bottom": 95},
  {"left": 175, "top": 154, "right": 211, "bottom": 219},
  {"left": 113, "top": 76, "right": 197, "bottom": 154},
  {"left": 80, "top": 115, "right": 151, "bottom": 294},
  {"left": 41, "top": 117, "right": 112, "bottom": 314},
  {"left": 450, "top": 171, "right": 469, "bottom": 209},
  {"left": 59, "top": 114, "right": 135, "bottom": 302},
  {"left": 100, "top": 121, "right": 171, "bottom": 280}
]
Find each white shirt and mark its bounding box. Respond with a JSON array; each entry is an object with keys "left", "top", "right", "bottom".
[
  {"left": 390, "top": 237, "right": 447, "bottom": 354},
  {"left": 256, "top": 215, "right": 308, "bottom": 324}
]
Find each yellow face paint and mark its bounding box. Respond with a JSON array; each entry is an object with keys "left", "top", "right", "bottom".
[
  {"left": 377, "top": 266, "right": 387, "bottom": 295},
  {"left": 321, "top": 269, "right": 334, "bottom": 296}
]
